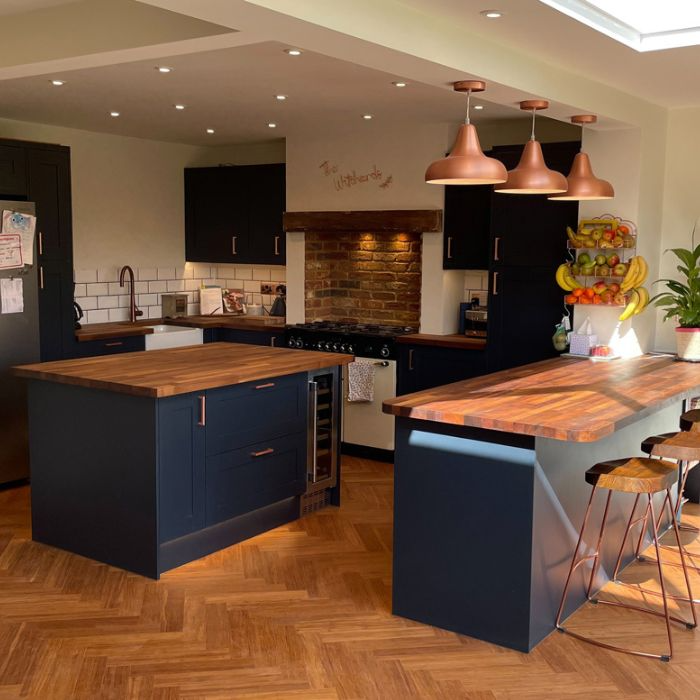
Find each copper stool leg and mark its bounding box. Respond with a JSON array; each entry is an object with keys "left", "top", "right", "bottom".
[{"left": 558, "top": 489, "right": 695, "bottom": 661}]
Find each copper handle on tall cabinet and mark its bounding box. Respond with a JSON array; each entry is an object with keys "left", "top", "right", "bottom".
[
  {"left": 408, "top": 348, "right": 414, "bottom": 371},
  {"left": 38, "top": 231, "right": 43, "bottom": 256},
  {"left": 197, "top": 395, "right": 206, "bottom": 427},
  {"left": 494, "top": 237, "right": 500, "bottom": 262},
  {"left": 492, "top": 271, "right": 499, "bottom": 295},
  {"left": 447, "top": 236, "right": 453, "bottom": 259},
  {"left": 274, "top": 236, "right": 280, "bottom": 256},
  {"left": 232, "top": 236, "right": 237, "bottom": 255},
  {"left": 39, "top": 266, "right": 44, "bottom": 290},
  {"left": 251, "top": 447, "right": 275, "bottom": 458}
]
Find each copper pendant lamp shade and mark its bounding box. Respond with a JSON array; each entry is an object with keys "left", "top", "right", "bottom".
[
  {"left": 425, "top": 80, "right": 507, "bottom": 185},
  {"left": 549, "top": 115, "right": 615, "bottom": 201},
  {"left": 495, "top": 100, "right": 567, "bottom": 195}
]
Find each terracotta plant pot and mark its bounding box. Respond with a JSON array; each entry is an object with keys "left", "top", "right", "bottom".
[{"left": 676, "top": 327, "right": 700, "bottom": 361}]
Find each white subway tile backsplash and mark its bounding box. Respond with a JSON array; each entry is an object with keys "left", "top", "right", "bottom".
[
  {"left": 86, "top": 282, "right": 109, "bottom": 296},
  {"left": 118, "top": 295, "right": 131, "bottom": 307},
  {"left": 148, "top": 306, "right": 161, "bottom": 319},
  {"left": 75, "top": 269, "right": 97, "bottom": 284},
  {"left": 177, "top": 266, "right": 194, "bottom": 279},
  {"left": 192, "top": 264, "right": 210, "bottom": 278},
  {"left": 216, "top": 264, "right": 236, "bottom": 277},
  {"left": 138, "top": 267, "right": 157, "bottom": 281},
  {"left": 184, "top": 279, "right": 200, "bottom": 291},
  {"left": 167, "top": 279, "right": 185, "bottom": 292},
  {"left": 74, "top": 283, "right": 87, "bottom": 297},
  {"left": 108, "top": 308, "right": 129, "bottom": 322},
  {"left": 243, "top": 279, "right": 259, "bottom": 292},
  {"left": 253, "top": 267, "right": 271, "bottom": 281},
  {"left": 187, "top": 303, "right": 200, "bottom": 315},
  {"left": 138, "top": 293, "right": 157, "bottom": 306},
  {"left": 158, "top": 267, "right": 175, "bottom": 280},
  {"left": 149, "top": 281, "right": 167, "bottom": 293},
  {"left": 108, "top": 282, "right": 124, "bottom": 296},
  {"left": 235, "top": 267, "right": 253, "bottom": 280},
  {"left": 135, "top": 281, "right": 148, "bottom": 294},
  {"left": 86, "top": 309, "right": 109, "bottom": 324},
  {"left": 464, "top": 273, "right": 485, "bottom": 291},
  {"left": 80, "top": 296, "right": 98, "bottom": 310},
  {"left": 98, "top": 296, "right": 118, "bottom": 309}
]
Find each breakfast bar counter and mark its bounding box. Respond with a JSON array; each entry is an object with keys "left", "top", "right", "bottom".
[{"left": 383, "top": 355, "right": 700, "bottom": 652}]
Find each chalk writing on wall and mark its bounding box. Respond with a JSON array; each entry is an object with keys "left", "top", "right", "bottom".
[{"left": 319, "top": 160, "right": 393, "bottom": 191}]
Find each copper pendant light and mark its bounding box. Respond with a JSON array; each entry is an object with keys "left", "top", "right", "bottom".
[
  {"left": 495, "top": 100, "right": 568, "bottom": 195},
  {"left": 425, "top": 80, "right": 507, "bottom": 185},
  {"left": 549, "top": 115, "right": 614, "bottom": 201}
]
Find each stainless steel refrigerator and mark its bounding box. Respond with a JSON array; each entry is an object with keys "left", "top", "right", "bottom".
[{"left": 0, "top": 200, "right": 38, "bottom": 485}]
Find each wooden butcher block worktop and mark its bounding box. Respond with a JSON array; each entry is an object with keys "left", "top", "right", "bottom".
[
  {"left": 15, "top": 342, "right": 352, "bottom": 398},
  {"left": 383, "top": 355, "right": 700, "bottom": 442}
]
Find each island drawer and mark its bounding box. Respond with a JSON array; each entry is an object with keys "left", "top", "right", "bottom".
[
  {"left": 72, "top": 335, "right": 146, "bottom": 358},
  {"left": 205, "top": 372, "right": 306, "bottom": 455},
  {"left": 205, "top": 432, "right": 306, "bottom": 526}
]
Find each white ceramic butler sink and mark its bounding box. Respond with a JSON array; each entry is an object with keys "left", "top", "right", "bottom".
[{"left": 144, "top": 325, "right": 203, "bottom": 351}]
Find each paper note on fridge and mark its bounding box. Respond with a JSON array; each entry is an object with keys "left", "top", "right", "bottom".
[
  {"left": 0, "top": 277, "right": 23, "bottom": 313},
  {"left": 2, "top": 210, "right": 36, "bottom": 266},
  {"left": 0, "top": 233, "right": 23, "bottom": 270}
]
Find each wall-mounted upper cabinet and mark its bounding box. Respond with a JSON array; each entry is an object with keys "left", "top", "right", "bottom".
[{"left": 185, "top": 163, "right": 286, "bottom": 265}]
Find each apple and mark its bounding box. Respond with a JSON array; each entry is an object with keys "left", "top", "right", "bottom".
[
  {"left": 612, "top": 235, "right": 624, "bottom": 247},
  {"left": 598, "top": 264, "right": 611, "bottom": 276},
  {"left": 571, "top": 263, "right": 581, "bottom": 275},
  {"left": 602, "top": 230, "right": 615, "bottom": 242},
  {"left": 600, "top": 290, "right": 615, "bottom": 304},
  {"left": 581, "top": 264, "right": 596, "bottom": 276},
  {"left": 595, "top": 254, "right": 607, "bottom": 266},
  {"left": 613, "top": 263, "right": 627, "bottom": 276},
  {"left": 592, "top": 280, "right": 607, "bottom": 295},
  {"left": 591, "top": 228, "right": 604, "bottom": 241},
  {"left": 609, "top": 282, "right": 620, "bottom": 293},
  {"left": 606, "top": 254, "right": 620, "bottom": 267},
  {"left": 577, "top": 253, "right": 591, "bottom": 266}
]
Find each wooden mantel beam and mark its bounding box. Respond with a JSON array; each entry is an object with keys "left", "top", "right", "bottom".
[{"left": 283, "top": 209, "right": 442, "bottom": 233}]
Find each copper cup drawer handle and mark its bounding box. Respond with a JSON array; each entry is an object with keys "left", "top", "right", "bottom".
[
  {"left": 251, "top": 448, "right": 274, "bottom": 458},
  {"left": 104, "top": 341, "right": 123, "bottom": 347},
  {"left": 255, "top": 382, "right": 275, "bottom": 390}
]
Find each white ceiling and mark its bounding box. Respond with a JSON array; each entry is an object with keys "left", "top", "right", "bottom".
[
  {"left": 0, "top": 40, "right": 533, "bottom": 145},
  {"left": 396, "top": 0, "right": 700, "bottom": 108}
]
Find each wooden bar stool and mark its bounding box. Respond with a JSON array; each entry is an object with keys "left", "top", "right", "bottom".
[
  {"left": 556, "top": 457, "right": 697, "bottom": 662},
  {"left": 680, "top": 409, "right": 700, "bottom": 433}
]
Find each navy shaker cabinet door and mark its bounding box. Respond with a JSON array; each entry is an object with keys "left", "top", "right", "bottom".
[{"left": 158, "top": 393, "right": 206, "bottom": 543}]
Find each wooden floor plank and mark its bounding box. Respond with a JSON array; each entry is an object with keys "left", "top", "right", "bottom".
[{"left": 1, "top": 458, "right": 700, "bottom": 698}]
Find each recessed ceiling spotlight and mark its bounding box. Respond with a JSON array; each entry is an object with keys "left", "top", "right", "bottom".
[
  {"left": 284, "top": 48, "right": 302, "bottom": 56},
  {"left": 110, "top": 111, "right": 120, "bottom": 118},
  {"left": 362, "top": 114, "right": 373, "bottom": 120},
  {"left": 50, "top": 79, "right": 65, "bottom": 86},
  {"left": 174, "top": 104, "right": 186, "bottom": 110},
  {"left": 156, "top": 66, "right": 172, "bottom": 73},
  {"left": 392, "top": 81, "right": 408, "bottom": 88},
  {"left": 275, "top": 94, "right": 288, "bottom": 101},
  {"left": 268, "top": 122, "right": 277, "bottom": 128},
  {"left": 206, "top": 128, "right": 215, "bottom": 134},
  {"left": 480, "top": 9, "right": 504, "bottom": 18},
  {"left": 473, "top": 104, "right": 485, "bottom": 110}
]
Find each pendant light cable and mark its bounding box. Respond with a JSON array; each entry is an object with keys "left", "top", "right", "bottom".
[{"left": 465, "top": 89, "right": 472, "bottom": 125}]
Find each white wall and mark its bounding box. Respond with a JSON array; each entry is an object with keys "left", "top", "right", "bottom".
[{"left": 285, "top": 122, "right": 461, "bottom": 332}]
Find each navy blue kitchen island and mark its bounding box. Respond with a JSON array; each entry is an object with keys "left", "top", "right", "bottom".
[
  {"left": 16, "top": 343, "right": 350, "bottom": 579},
  {"left": 383, "top": 355, "right": 700, "bottom": 652}
]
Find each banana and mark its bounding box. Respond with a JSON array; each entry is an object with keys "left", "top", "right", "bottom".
[
  {"left": 619, "top": 289, "right": 640, "bottom": 321},
  {"left": 635, "top": 255, "right": 648, "bottom": 287},
  {"left": 620, "top": 256, "right": 640, "bottom": 292},
  {"left": 555, "top": 263, "right": 574, "bottom": 291},
  {"left": 633, "top": 286, "right": 650, "bottom": 315},
  {"left": 564, "top": 269, "right": 582, "bottom": 290}
]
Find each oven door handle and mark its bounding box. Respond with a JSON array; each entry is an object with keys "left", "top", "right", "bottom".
[{"left": 309, "top": 379, "right": 319, "bottom": 483}]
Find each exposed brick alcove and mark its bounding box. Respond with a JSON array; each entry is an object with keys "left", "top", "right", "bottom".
[{"left": 305, "top": 231, "right": 421, "bottom": 327}]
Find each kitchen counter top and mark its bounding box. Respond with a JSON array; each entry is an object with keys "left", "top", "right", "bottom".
[
  {"left": 15, "top": 342, "right": 352, "bottom": 398},
  {"left": 383, "top": 354, "right": 700, "bottom": 442},
  {"left": 397, "top": 333, "right": 487, "bottom": 350},
  {"left": 75, "top": 315, "right": 286, "bottom": 342}
]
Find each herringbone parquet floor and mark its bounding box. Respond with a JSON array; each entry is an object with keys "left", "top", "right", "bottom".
[{"left": 1, "top": 456, "right": 700, "bottom": 699}]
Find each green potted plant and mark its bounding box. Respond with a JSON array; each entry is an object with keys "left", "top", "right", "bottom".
[{"left": 653, "top": 240, "right": 700, "bottom": 361}]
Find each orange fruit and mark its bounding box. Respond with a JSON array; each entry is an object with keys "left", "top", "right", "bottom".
[
  {"left": 579, "top": 296, "right": 592, "bottom": 304},
  {"left": 572, "top": 288, "right": 585, "bottom": 298},
  {"left": 583, "top": 287, "right": 595, "bottom": 299},
  {"left": 593, "top": 294, "right": 603, "bottom": 304},
  {"left": 564, "top": 294, "right": 578, "bottom": 304}
]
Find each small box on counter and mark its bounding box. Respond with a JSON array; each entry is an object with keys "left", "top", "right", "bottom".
[{"left": 569, "top": 318, "right": 597, "bottom": 356}]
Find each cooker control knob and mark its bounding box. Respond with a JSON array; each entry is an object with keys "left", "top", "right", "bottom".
[
  {"left": 288, "top": 337, "right": 296, "bottom": 347},
  {"left": 295, "top": 338, "right": 304, "bottom": 348},
  {"left": 332, "top": 343, "right": 339, "bottom": 352},
  {"left": 346, "top": 344, "right": 354, "bottom": 354},
  {"left": 316, "top": 341, "right": 324, "bottom": 350},
  {"left": 340, "top": 344, "right": 347, "bottom": 353},
  {"left": 324, "top": 341, "right": 332, "bottom": 351},
  {"left": 380, "top": 345, "right": 391, "bottom": 358}
]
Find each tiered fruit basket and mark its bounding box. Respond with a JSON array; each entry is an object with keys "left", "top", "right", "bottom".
[{"left": 556, "top": 215, "right": 650, "bottom": 319}]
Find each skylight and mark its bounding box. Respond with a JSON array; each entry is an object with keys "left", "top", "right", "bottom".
[{"left": 538, "top": 0, "right": 700, "bottom": 51}]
